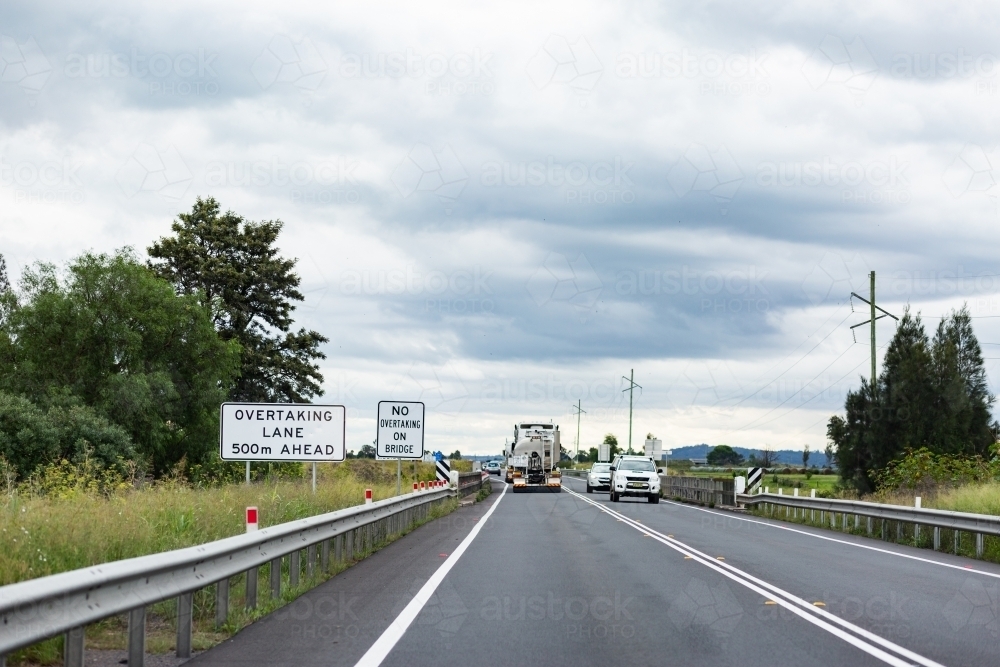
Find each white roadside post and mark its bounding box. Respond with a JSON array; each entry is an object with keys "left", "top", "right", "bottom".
[{"left": 246, "top": 507, "right": 258, "bottom": 532}]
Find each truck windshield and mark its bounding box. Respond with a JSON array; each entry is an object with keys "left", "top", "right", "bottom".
[{"left": 620, "top": 460, "right": 656, "bottom": 472}]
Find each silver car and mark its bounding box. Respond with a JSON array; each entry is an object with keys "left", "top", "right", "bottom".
[{"left": 586, "top": 462, "right": 612, "bottom": 493}]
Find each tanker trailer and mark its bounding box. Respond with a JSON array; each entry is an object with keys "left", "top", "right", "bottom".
[{"left": 504, "top": 422, "right": 561, "bottom": 492}]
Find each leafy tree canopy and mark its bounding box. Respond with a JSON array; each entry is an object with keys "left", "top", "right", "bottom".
[
  {"left": 0, "top": 250, "right": 239, "bottom": 476},
  {"left": 828, "top": 305, "right": 996, "bottom": 492},
  {"left": 148, "top": 197, "right": 328, "bottom": 403},
  {"left": 707, "top": 444, "right": 745, "bottom": 466}
]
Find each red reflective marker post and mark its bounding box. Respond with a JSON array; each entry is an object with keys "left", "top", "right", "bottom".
[{"left": 246, "top": 507, "right": 258, "bottom": 533}]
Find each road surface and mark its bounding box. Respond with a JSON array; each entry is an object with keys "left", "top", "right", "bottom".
[{"left": 189, "top": 476, "right": 1000, "bottom": 667}]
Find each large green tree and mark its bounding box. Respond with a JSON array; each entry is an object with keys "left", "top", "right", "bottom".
[
  {"left": 0, "top": 250, "right": 239, "bottom": 475},
  {"left": 828, "top": 305, "right": 995, "bottom": 491},
  {"left": 707, "top": 444, "right": 744, "bottom": 466},
  {"left": 148, "top": 198, "right": 328, "bottom": 403}
]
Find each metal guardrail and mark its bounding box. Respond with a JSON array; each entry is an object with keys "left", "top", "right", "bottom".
[
  {"left": 0, "top": 488, "right": 453, "bottom": 665},
  {"left": 738, "top": 492, "right": 1000, "bottom": 557},
  {"left": 738, "top": 492, "right": 1000, "bottom": 534}
]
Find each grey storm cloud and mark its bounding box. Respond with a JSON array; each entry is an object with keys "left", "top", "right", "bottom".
[{"left": 3, "top": 0, "right": 1000, "bottom": 450}]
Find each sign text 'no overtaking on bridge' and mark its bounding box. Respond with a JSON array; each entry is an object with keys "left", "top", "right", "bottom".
[
  {"left": 220, "top": 403, "right": 346, "bottom": 461},
  {"left": 377, "top": 401, "right": 425, "bottom": 459}
]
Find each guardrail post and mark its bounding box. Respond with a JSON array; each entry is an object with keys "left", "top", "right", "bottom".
[
  {"left": 270, "top": 557, "right": 282, "bottom": 599},
  {"left": 307, "top": 545, "right": 317, "bottom": 579},
  {"left": 977, "top": 533, "right": 984, "bottom": 558},
  {"left": 335, "top": 534, "right": 343, "bottom": 563},
  {"left": 854, "top": 514, "right": 860, "bottom": 530},
  {"left": 933, "top": 526, "right": 941, "bottom": 550},
  {"left": 290, "top": 550, "right": 300, "bottom": 588},
  {"left": 246, "top": 567, "right": 258, "bottom": 609},
  {"left": 176, "top": 592, "right": 193, "bottom": 659},
  {"left": 321, "top": 540, "right": 330, "bottom": 573},
  {"left": 954, "top": 530, "right": 960, "bottom": 554},
  {"left": 346, "top": 530, "right": 354, "bottom": 561},
  {"left": 127, "top": 606, "right": 145, "bottom": 667},
  {"left": 64, "top": 625, "right": 84, "bottom": 667},
  {"left": 215, "top": 577, "right": 229, "bottom": 628}
]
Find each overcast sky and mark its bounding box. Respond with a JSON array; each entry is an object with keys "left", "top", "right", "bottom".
[{"left": 2, "top": 0, "right": 1000, "bottom": 456}]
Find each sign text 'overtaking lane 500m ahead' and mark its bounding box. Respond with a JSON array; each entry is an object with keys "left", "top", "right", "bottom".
[
  {"left": 377, "top": 401, "right": 425, "bottom": 459},
  {"left": 219, "top": 403, "right": 346, "bottom": 461}
]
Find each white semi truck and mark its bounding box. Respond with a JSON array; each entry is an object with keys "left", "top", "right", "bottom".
[{"left": 503, "top": 422, "right": 561, "bottom": 492}]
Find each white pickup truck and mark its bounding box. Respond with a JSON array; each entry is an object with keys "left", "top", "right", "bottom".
[{"left": 608, "top": 455, "right": 662, "bottom": 503}]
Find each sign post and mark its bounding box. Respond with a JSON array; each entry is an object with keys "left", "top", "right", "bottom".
[{"left": 220, "top": 403, "right": 347, "bottom": 463}]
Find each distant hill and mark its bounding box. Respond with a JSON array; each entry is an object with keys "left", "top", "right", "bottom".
[{"left": 667, "top": 444, "right": 833, "bottom": 468}]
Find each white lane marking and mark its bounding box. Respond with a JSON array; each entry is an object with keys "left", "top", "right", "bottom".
[
  {"left": 353, "top": 484, "right": 507, "bottom": 667},
  {"left": 563, "top": 476, "right": 1000, "bottom": 580},
  {"left": 565, "top": 487, "right": 945, "bottom": 667}
]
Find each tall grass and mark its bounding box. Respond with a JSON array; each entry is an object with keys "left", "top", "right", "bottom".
[
  {"left": 2, "top": 459, "right": 457, "bottom": 664},
  {"left": 0, "top": 459, "right": 440, "bottom": 586},
  {"left": 876, "top": 481, "right": 1000, "bottom": 515}
]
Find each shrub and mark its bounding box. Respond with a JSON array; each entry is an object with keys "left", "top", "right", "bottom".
[{"left": 874, "top": 447, "right": 994, "bottom": 494}]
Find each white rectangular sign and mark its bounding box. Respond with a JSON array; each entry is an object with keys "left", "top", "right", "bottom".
[
  {"left": 376, "top": 401, "right": 425, "bottom": 459},
  {"left": 220, "top": 403, "right": 346, "bottom": 461}
]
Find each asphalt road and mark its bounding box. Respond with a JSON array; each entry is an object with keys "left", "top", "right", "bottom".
[{"left": 190, "top": 475, "right": 1000, "bottom": 667}]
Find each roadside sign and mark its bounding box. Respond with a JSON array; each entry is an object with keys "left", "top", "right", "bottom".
[
  {"left": 598, "top": 443, "right": 610, "bottom": 462},
  {"left": 219, "top": 403, "right": 346, "bottom": 462},
  {"left": 376, "top": 401, "right": 425, "bottom": 459}
]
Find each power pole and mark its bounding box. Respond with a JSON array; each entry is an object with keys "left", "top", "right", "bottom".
[
  {"left": 571, "top": 400, "right": 586, "bottom": 462},
  {"left": 621, "top": 369, "right": 642, "bottom": 454},
  {"left": 850, "top": 271, "right": 898, "bottom": 393}
]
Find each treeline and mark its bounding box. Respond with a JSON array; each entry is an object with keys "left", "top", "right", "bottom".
[
  {"left": 0, "top": 198, "right": 327, "bottom": 480},
  {"left": 828, "top": 305, "right": 996, "bottom": 492}
]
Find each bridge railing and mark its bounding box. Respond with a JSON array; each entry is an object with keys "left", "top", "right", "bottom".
[
  {"left": 0, "top": 488, "right": 453, "bottom": 667},
  {"left": 664, "top": 475, "right": 736, "bottom": 506}
]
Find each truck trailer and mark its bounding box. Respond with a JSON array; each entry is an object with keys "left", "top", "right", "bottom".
[{"left": 503, "top": 422, "right": 561, "bottom": 492}]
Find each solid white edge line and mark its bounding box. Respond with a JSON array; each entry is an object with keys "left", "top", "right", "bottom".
[
  {"left": 564, "top": 486, "right": 945, "bottom": 667},
  {"left": 564, "top": 476, "right": 1000, "bottom": 580},
  {"left": 353, "top": 483, "right": 507, "bottom": 667}
]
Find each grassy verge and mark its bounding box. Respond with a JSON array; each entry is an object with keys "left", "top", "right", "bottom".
[{"left": 3, "top": 460, "right": 454, "bottom": 665}]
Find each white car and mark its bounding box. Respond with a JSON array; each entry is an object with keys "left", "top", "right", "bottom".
[
  {"left": 609, "top": 455, "right": 662, "bottom": 503},
  {"left": 586, "top": 462, "right": 612, "bottom": 493}
]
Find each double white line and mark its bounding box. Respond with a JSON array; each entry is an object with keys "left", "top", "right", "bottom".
[{"left": 565, "top": 487, "right": 945, "bottom": 667}]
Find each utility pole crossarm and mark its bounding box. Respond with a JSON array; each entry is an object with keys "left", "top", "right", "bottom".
[
  {"left": 850, "top": 292, "right": 899, "bottom": 320},
  {"left": 850, "top": 314, "right": 892, "bottom": 329}
]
